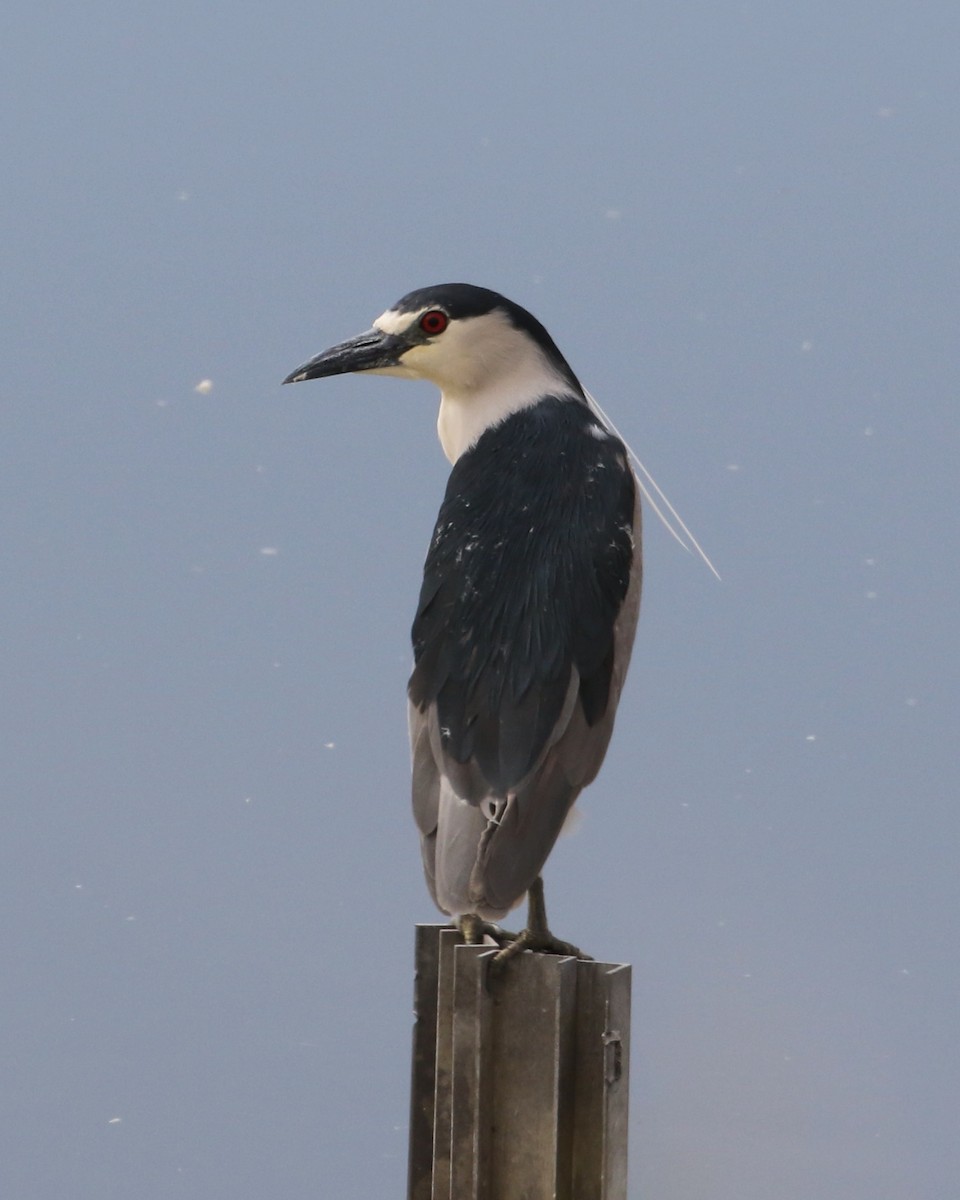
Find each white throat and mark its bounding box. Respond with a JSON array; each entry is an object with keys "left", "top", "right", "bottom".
[
  {"left": 436, "top": 354, "right": 575, "bottom": 463},
  {"left": 374, "top": 305, "right": 578, "bottom": 463}
]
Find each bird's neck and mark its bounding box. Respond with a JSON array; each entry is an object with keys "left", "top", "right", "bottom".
[{"left": 437, "top": 363, "right": 579, "bottom": 464}]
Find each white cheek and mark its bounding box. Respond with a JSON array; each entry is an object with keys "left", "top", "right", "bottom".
[
  {"left": 398, "top": 343, "right": 432, "bottom": 367},
  {"left": 397, "top": 340, "right": 461, "bottom": 386},
  {"left": 365, "top": 363, "right": 416, "bottom": 378}
]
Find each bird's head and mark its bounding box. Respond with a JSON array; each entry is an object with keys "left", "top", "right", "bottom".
[
  {"left": 283, "top": 283, "right": 582, "bottom": 398},
  {"left": 283, "top": 283, "right": 587, "bottom": 462}
]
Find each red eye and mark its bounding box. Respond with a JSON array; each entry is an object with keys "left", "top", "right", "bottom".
[{"left": 419, "top": 309, "right": 448, "bottom": 336}]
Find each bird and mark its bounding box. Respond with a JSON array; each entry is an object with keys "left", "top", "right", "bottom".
[{"left": 283, "top": 284, "right": 641, "bottom": 960}]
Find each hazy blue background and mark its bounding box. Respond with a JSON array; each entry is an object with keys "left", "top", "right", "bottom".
[{"left": 2, "top": 3, "right": 957, "bottom": 1197}]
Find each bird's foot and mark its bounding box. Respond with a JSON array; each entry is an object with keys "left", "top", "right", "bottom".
[
  {"left": 455, "top": 879, "right": 590, "bottom": 966},
  {"left": 456, "top": 913, "right": 519, "bottom": 947},
  {"left": 490, "top": 876, "right": 592, "bottom": 967},
  {"left": 491, "top": 925, "right": 590, "bottom": 966}
]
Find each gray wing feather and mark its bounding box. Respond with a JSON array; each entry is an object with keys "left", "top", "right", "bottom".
[{"left": 409, "top": 490, "right": 642, "bottom": 920}]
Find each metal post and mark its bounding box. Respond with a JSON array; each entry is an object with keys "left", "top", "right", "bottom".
[{"left": 407, "top": 925, "right": 631, "bottom": 1200}]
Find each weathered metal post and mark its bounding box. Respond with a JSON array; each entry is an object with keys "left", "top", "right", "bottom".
[{"left": 408, "top": 925, "right": 631, "bottom": 1200}]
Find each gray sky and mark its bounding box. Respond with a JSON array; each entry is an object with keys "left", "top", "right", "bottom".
[{"left": 2, "top": 3, "right": 957, "bottom": 1197}]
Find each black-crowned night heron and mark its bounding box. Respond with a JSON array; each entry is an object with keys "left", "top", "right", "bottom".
[{"left": 284, "top": 284, "right": 641, "bottom": 960}]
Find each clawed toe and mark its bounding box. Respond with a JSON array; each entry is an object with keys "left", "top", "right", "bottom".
[
  {"left": 457, "top": 913, "right": 519, "bottom": 947},
  {"left": 454, "top": 878, "right": 589, "bottom": 967},
  {"left": 492, "top": 927, "right": 591, "bottom": 966}
]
